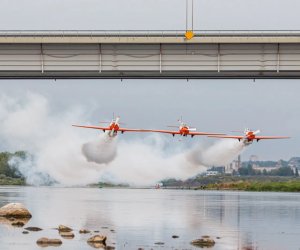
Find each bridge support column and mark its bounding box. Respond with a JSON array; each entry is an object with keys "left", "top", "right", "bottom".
[
  {"left": 40, "top": 44, "right": 44, "bottom": 74},
  {"left": 277, "top": 43, "right": 280, "bottom": 73},
  {"left": 159, "top": 43, "right": 162, "bottom": 73},
  {"left": 99, "top": 43, "right": 102, "bottom": 73},
  {"left": 217, "top": 43, "right": 221, "bottom": 73}
]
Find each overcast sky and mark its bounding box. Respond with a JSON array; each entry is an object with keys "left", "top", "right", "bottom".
[
  {"left": 0, "top": 0, "right": 299, "bottom": 161},
  {"left": 0, "top": 0, "right": 300, "bottom": 30}
]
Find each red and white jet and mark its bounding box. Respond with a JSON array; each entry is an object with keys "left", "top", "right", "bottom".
[
  {"left": 147, "top": 119, "right": 225, "bottom": 138},
  {"left": 72, "top": 116, "right": 148, "bottom": 138},
  {"left": 208, "top": 128, "right": 290, "bottom": 145}
]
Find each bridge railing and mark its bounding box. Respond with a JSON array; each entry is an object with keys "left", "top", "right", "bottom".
[{"left": 0, "top": 30, "right": 300, "bottom": 37}]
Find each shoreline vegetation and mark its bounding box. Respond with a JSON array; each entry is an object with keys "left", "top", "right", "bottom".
[
  {"left": 1, "top": 151, "right": 300, "bottom": 192},
  {"left": 0, "top": 151, "right": 26, "bottom": 186},
  {"left": 204, "top": 180, "right": 300, "bottom": 192},
  {"left": 162, "top": 176, "right": 300, "bottom": 192},
  {"left": 0, "top": 175, "right": 25, "bottom": 185},
  {"left": 96, "top": 177, "right": 300, "bottom": 192},
  {"left": 162, "top": 175, "right": 300, "bottom": 192},
  {"left": 1, "top": 176, "right": 300, "bottom": 192}
]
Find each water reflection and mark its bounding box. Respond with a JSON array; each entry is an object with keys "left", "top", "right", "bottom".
[
  {"left": 0, "top": 187, "right": 299, "bottom": 250},
  {"left": 0, "top": 217, "right": 30, "bottom": 228}
]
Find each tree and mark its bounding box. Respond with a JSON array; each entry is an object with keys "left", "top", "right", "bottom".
[
  {"left": 0, "top": 151, "right": 26, "bottom": 178},
  {"left": 0, "top": 152, "right": 11, "bottom": 176},
  {"left": 276, "top": 167, "right": 294, "bottom": 176},
  {"left": 263, "top": 169, "right": 268, "bottom": 176},
  {"left": 295, "top": 168, "right": 299, "bottom": 177}
]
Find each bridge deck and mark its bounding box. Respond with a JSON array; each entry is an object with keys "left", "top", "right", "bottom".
[
  {"left": 0, "top": 30, "right": 300, "bottom": 79},
  {"left": 1, "top": 30, "right": 300, "bottom": 44}
]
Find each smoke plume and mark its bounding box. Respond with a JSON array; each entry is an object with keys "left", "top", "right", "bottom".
[
  {"left": 82, "top": 134, "right": 117, "bottom": 164},
  {"left": 186, "top": 139, "right": 245, "bottom": 166},
  {"left": 0, "top": 92, "right": 245, "bottom": 186},
  {"left": 0, "top": 92, "right": 110, "bottom": 186}
]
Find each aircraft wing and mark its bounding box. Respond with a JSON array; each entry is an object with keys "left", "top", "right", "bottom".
[
  {"left": 146, "top": 129, "right": 181, "bottom": 135},
  {"left": 142, "top": 130, "right": 225, "bottom": 136},
  {"left": 72, "top": 125, "right": 152, "bottom": 133},
  {"left": 189, "top": 132, "right": 226, "bottom": 136},
  {"left": 72, "top": 125, "right": 108, "bottom": 130},
  {"left": 118, "top": 128, "right": 153, "bottom": 133},
  {"left": 207, "top": 135, "right": 244, "bottom": 139},
  {"left": 255, "top": 136, "right": 290, "bottom": 140}
]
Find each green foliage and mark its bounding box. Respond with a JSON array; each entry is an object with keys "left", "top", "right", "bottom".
[
  {"left": 0, "top": 175, "right": 25, "bottom": 185},
  {"left": 242, "top": 161, "right": 277, "bottom": 168},
  {"left": 97, "top": 182, "right": 129, "bottom": 188},
  {"left": 207, "top": 180, "right": 300, "bottom": 192},
  {"left": 295, "top": 168, "right": 299, "bottom": 177},
  {"left": 0, "top": 151, "right": 26, "bottom": 185},
  {"left": 162, "top": 179, "right": 184, "bottom": 186},
  {"left": 267, "top": 167, "right": 294, "bottom": 176},
  {"left": 238, "top": 164, "right": 260, "bottom": 176},
  {"left": 238, "top": 165, "right": 295, "bottom": 177}
]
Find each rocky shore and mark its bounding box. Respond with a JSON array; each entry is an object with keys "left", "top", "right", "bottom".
[
  {"left": 0, "top": 202, "right": 116, "bottom": 249},
  {"left": 0, "top": 202, "right": 219, "bottom": 249}
]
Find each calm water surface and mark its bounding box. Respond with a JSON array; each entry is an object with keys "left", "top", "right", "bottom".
[{"left": 0, "top": 187, "right": 299, "bottom": 250}]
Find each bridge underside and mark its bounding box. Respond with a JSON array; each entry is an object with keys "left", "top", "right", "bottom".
[
  {"left": 1, "top": 71, "right": 300, "bottom": 79},
  {"left": 1, "top": 42, "right": 300, "bottom": 79}
]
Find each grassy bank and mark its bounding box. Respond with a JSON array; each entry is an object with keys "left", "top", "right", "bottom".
[
  {"left": 206, "top": 180, "right": 300, "bottom": 192},
  {"left": 0, "top": 175, "right": 25, "bottom": 185},
  {"left": 162, "top": 176, "right": 300, "bottom": 192}
]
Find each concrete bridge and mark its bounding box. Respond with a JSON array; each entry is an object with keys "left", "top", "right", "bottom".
[{"left": 1, "top": 30, "right": 300, "bottom": 79}]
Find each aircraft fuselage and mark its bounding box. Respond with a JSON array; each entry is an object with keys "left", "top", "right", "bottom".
[
  {"left": 107, "top": 122, "right": 120, "bottom": 137},
  {"left": 179, "top": 126, "right": 189, "bottom": 136}
]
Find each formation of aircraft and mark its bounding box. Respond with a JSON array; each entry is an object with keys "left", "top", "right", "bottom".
[
  {"left": 72, "top": 116, "right": 225, "bottom": 138},
  {"left": 146, "top": 119, "right": 225, "bottom": 138},
  {"left": 72, "top": 116, "right": 290, "bottom": 144},
  {"left": 72, "top": 116, "right": 147, "bottom": 138},
  {"left": 208, "top": 128, "right": 290, "bottom": 145}
]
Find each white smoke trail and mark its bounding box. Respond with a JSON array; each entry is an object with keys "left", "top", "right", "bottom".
[
  {"left": 186, "top": 139, "right": 245, "bottom": 167},
  {"left": 0, "top": 92, "right": 112, "bottom": 186},
  {"left": 0, "top": 92, "right": 246, "bottom": 186},
  {"left": 82, "top": 134, "right": 117, "bottom": 164},
  {"left": 9, "top": 154, "right": 54, "bottom": 186},
  {"left": 103, "top": 137, "right": 245, "bottom": 186},
  {"left": 102, "top": 136, "right": 207, "bottom": 186}
]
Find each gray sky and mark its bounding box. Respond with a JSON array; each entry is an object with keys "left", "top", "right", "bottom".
[
  {"left": 0, "top": 0, "right": 300, "bottom": 30},
  {"left": 0, "top": 0, "right": 299, "bottom": 161}
]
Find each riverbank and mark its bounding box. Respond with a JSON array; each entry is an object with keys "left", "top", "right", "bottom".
[
  {"left": 161, "top": 176, "right": 300, "bottom": 192},
  {"left": 1, "top": 174, "right": 300, "bottom": 192},
  {"left": 205, "top": 180, "right": 300, "bottom": 192},
  {"left": 0, "top": 176, "right": 25, "bottom": 185}
]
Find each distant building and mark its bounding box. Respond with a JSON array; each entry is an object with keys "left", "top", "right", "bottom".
[
  {"left": 205, "top": 171, "right": 219, "bottom": 176},
  {"left": 207, "top": 166, "right": 225, "bottom": 173},
  {"left": 237, "top": 155, "right": 241, "bottom": 169},
  {"left": 252, "top": 166, "right": 279, "bottom": 172},
  {"left": 225, "top": 155, "right": 241, "bottom": 174},
  {"left": 288, "top": 157, "right": 300, "bottom": 169},
  {"left": 205, "top": 166, "right": 225, "bottom": 176},
  {"left": 225, "top": 160, "right": 240, "bottom": 174},
  {"left": 223, "top": 155, "right": 300, "bottom": 175},
  {"left": 288, "top": 157, "right": 300, "bottom": 173},
  {"left": 250, "top": 155, "right": 259, "bottom": 162}
]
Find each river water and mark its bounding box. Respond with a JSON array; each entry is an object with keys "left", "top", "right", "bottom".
[{"left": 0, "top": 187, "right": 299, "bottom": 250}]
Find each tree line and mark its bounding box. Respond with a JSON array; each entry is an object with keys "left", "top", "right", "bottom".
[
  {"left": 0, "top": 151, "right": 26, "bottom": 178},
  {"left": 237, "top": 164, "right": 299, "bottom": 177}
]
